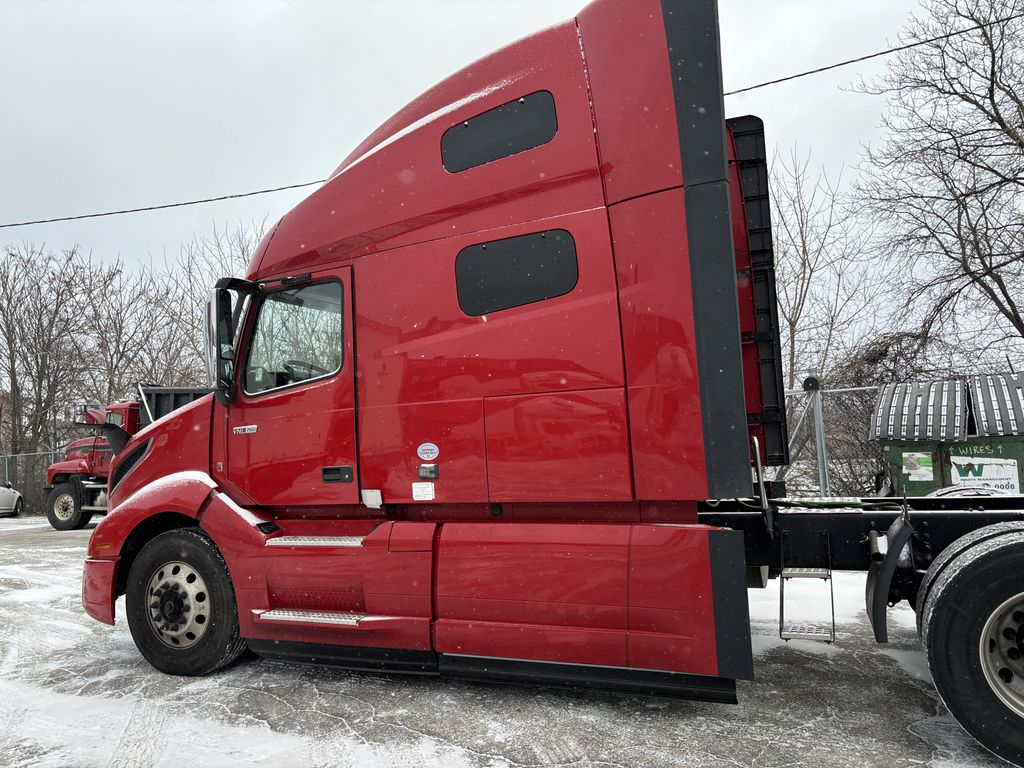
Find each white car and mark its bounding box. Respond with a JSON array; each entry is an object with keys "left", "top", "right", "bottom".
[{"left": 0, "top": 481, "right": 22, "bottom": 517}]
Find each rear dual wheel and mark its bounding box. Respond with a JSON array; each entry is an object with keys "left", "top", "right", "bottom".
[
  {"left": 922, "top": 530, "right": 1024, "bottom": 766},
  {"left": 126, "top": 528, "right": 246, "bottom": 676},
  {"left": 916, "top": 521, "right": 1024, "bottom": 634}
]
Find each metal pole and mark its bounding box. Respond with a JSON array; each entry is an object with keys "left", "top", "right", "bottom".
[
  {"left": 812, "top": 388, "right": 831, "bottom": 495},
  {"left": 787, "top": 396, "right": 813, "bottom": 455}
]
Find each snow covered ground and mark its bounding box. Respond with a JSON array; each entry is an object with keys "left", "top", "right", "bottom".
[{"left": 0, "top": 516, "right": 1005, "bottom": 767}]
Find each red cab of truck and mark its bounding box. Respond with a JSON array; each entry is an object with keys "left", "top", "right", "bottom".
[
  {"left": 45, "top": 402, "right": 138, "bottom": 531},
  {"left": 83, "top": 0, "right": 788, "bottom": 703}
]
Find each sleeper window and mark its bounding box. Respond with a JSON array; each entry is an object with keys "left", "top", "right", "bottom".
[
  {"left": 455, "top": 229, "right": 578, "bottom": 316},
  {"left": 442, "top": 91, "right": 558, "bottom": 173},
  {"left": 244, "top": 282, "right": 343, "bottom": 395}
]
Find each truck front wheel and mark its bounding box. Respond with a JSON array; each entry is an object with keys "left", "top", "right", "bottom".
[
  {"left": 922, "top": 531, "right": 1024, "bottom": 766},
  {"left": 125, "top": 528, "right": 246, "bottom": 676},
  {"left": 46, "top": 482, "right": 91, "bottom": 531}
]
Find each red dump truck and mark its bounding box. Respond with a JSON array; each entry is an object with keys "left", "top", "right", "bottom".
[
  {"left": 82, "top": 0, "right": 1024, "bottom": 763},
  {"left": 46, "top": 388, "right": 207, "bottom": 530}
]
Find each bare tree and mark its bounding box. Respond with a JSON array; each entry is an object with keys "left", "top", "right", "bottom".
[
  {"left": 859, "top": 0, "right": 1024, "bottom": 362},
  {"left": 79, "top": 259, "right": 172, "bottom": 403},
  {"left": 770, "top": 148, "right": 878, "bottom": 389},
  {"left": 0, "top": 245, "right": 93, "bottom": 453},
  {"left": 153, "top": 221, "right": 265, "bottom": 384}
]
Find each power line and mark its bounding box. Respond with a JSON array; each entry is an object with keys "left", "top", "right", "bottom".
[
  {"left": 2, "top": 12, "right": 1022, "bottom": 230},
  {"left": 725, "top": 12, "right": 1024, "bottom": 96},
  {"left": 0, "top": 180, "right": 325, "bottom": 230}
]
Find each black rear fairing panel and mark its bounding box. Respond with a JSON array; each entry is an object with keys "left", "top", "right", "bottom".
[{"left": 728, "top": 115, "right": 790, "bottom": 466}]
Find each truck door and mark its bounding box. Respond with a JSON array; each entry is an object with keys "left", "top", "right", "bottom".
[
  {"left": 226, "top": 267, "right": 359, "bottom": 507},
  {"left": 92, "top": 438, "right": 112, "bottom": 476}
]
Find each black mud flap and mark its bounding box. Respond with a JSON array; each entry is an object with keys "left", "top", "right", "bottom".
[{"left": 865, "top": 516, "right": 915, "bottom": 643}]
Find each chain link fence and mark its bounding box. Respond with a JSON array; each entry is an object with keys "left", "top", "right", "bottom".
[
  {"left": 776, "top": 384, "right": 883, "bottom": 497},
  {"left": 1, "top": 451, "right": 63, "bottom": 515}
]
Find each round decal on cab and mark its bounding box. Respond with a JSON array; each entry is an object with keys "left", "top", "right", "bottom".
[{"left": 417, "top": 442, "right": 440, "bottom": 461}]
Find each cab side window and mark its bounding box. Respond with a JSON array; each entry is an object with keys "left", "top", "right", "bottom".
[{"left": 244, "top": 282, "right": 343, "bottom": 395}]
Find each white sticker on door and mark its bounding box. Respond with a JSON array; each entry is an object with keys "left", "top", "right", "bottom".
[
  {"left": 411, "top": 482, "right": 435, "bottom": 501},
  {"left": 417, "top": 442, "right": 440, "bottom": 461}
]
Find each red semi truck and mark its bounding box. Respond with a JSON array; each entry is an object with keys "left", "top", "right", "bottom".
[
  {"left": 82, "top": 0, "right": 1024, "bottom": 763},
  {"left": 46, "top": 388, "right": 207, "bottom": 530}
]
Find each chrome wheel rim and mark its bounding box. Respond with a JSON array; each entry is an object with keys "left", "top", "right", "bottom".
[
  {"left": 980, "top": 591, "right": 1024, "bottom": 719},
  {"left": 53, "top": 493, "right": 75, "bottom": 521},
  {"left": 146, "top": 561, "right": 210, "bottom": 650}
]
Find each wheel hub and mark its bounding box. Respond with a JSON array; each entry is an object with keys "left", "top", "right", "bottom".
[
  {"left": 980, "top": 592, "right": 1024, "bottom": 719},
  {"left": 146, "top": 561, "right": 210, "bottom": 650},
  {"left": 159, "top": 593, "right": 185, "bottom": 622},
  {"left": 53, "top": 493, "right": 75, "bottom": 521}
]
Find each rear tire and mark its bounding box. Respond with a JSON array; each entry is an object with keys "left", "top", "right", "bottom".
[
  {"left": 126, "top": 527, "right": 246, "bottom": 676},
  {"left": 922, "top": 531, "right": 1024, "bottom": 766},
  {"left": 46, "top": 483, "right": 86, "bottom": 531},
  {"left": 915, "top": 521, "right": 1024, "bottom": 634}
]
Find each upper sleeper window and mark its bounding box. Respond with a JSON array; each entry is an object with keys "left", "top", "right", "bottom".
[
  {"left": 442, "top": 91, "right": 558, "bottom": 173},
  {"left": 455, "top": 229, "right": 578, "bottom": 316}
]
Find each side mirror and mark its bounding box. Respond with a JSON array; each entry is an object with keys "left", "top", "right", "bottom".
[
  {"left": 205, "top": 288, "right": 236, "bottom": 404},
  {"left": 201, "top": 278, "right": 256, "bottom": 409},
  {"left": 205, "top": 278, "right": 259, "bottom": 406}
]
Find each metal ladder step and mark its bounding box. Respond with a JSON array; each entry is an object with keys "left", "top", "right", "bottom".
[
  {"left": 265, "top": 536, "right": 364, "bottom": 548},
  {"left": 782, "top": 567, "right": 830, "bottom": 580},
  {"left": 780, "top": 626, "right": 836, "bottom": 642},
  {"left": 779, "top": 531, "right": 836, "bottom": 643},
  {"left": 258, "top": 609, "right": 365, "bottom": 627}
]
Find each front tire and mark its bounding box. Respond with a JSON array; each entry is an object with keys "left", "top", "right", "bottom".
[
  {"left": 47, "top": 483, "right": 86, "bottom": 530},
  {"left": 126, "top": 528, "right": 246, "bottom": 676},
  {"left": 12, "top": 498, "right": 22, "bottom": 517},
  {"left": 922, "top": 531, "right": 1024, "bottom": 766}
]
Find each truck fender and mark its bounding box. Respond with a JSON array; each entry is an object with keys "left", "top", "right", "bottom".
[
  {"left": 46, "top": 458, "right": 89, "bottom": 487},
  {"left": 87, "top": 471, "right": 217, "bottom": 559},
  {"left": 865, "top": 515, "right": 915, "bottom": 643}
]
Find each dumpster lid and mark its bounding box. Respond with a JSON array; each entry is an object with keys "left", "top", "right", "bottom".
[
  {"left": 872, "top": 379, "right": 967, "bottom": 442},
  {"left": 969, "top": 373, "right": 1024, "bottom": 437}
]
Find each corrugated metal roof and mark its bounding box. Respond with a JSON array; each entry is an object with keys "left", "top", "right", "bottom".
[
  {"left": 969, "top": 373, "right": 1024, "bottom": 437},
  {"left": 872, "top": 379, "right": 967, "bottom": 442}
]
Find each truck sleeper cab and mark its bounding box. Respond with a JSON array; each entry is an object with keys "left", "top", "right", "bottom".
[
  {"left": 86, "top": 0, "right": 773, "bottom": 701},
  {"left": 84, "top": 0, "right": 771, "bottom": 699},
  {"left": 81, "top": 0, "right": 1024, "bottom": 764}
]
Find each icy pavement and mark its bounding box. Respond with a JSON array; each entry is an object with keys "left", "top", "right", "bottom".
[{"left": 0, "top": 516, "right": 1005, "bottom": 768}]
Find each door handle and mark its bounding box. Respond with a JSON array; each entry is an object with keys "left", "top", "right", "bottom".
[{"left": 322, "top": 466, "right": 354, "bottom": 483}]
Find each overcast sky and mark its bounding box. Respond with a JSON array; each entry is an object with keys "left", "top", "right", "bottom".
[{"left": 0, "top": 0, "right": 920, "bottom": 269}]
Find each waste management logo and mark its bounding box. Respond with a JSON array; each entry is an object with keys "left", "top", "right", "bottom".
[{"left": 949, "top": 456, "right": 1020, "bottom": 493}]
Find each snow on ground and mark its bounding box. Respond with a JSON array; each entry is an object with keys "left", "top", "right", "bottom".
[{"left": 0, "top": 516, "right": 1006, "bottom": 767}]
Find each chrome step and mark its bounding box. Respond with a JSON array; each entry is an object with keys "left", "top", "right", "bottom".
[
  {"left": 265, "top": 535, "right": 363, "bottom": 548},
  {"left": 782, "top": 567, "right": 830, "bottom": 579},
  {"left": 80, "top": 506, "right": 108, "bottom": 512},
  {"left": 259, "top": 609, "right": 365, "bottom": 626},
  {"left": 780, "top": 626, "right": 835, "bottom": 642}
]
